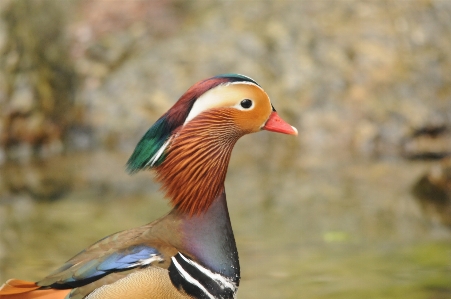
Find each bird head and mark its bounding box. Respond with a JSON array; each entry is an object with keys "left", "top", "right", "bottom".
[
  {"left": 127, "top": 74, "right": 297, "bottom": 174},
  {"left": 126, "top": 74, "right": 297, "bottom": 215}
]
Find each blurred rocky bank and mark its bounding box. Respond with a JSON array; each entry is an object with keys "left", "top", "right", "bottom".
[{"left": 0, "top": 0, "right": 450, "bottom": 206}]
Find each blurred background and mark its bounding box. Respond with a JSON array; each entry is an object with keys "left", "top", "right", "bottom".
[{"left": 0, "top": 0, "right": 450, "bottom": 298}]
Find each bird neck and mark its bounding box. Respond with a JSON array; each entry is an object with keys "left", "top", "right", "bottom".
[
  {"left": 155, "top": 109, "right": 242, "bottom": 216},
  {"left": 171, "top": 191, "right": 240, "bottom": 283}
]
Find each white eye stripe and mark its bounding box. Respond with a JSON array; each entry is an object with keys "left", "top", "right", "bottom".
[
  {"left": 229, "top": 81, "right": 267, "bottom": 94},
  {"left": 184, "top": 82, "right": 266, "bottom": 125},
  {"left": 229, "top": 81, "right": 258, "bottom": 87},
  {"left": 229, "top": 74, "right": 257, "bottom": 83}
]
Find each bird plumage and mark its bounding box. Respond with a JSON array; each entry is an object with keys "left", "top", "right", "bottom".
[
  {"left": 0, "top": 74, "right": 297, "bottom": 299},
  {"left": 126, "top": 74, "right": 261, "bottom": 173}
]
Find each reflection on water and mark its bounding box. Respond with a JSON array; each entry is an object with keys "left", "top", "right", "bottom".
[
  {"left": 412, "top": 158, "right": 451, "bottom": 229},
  {"left": 0, "top": 142, "right": 450, "bottom": 299}
]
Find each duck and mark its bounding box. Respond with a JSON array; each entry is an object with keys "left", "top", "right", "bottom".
[{"left": 0, "top": 74, "right": 297, "bottom": 299}]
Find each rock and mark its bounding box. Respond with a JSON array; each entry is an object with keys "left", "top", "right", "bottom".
[{"left": 402, "top": 125, "right": 451, "bottom": 160}]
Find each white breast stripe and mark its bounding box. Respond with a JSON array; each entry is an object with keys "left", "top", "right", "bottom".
[
  {"left": 145, "top": 136, "right": 172, "bottom": 167},
  {"left": 178, "top": 253, "right": 237, "bottom": 292},
  {"left": 171, "top": 256, "right": 216, "bottom": 299}
]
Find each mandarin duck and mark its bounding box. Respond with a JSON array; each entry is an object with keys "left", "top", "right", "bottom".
[{"left": 0, "top": 74, "right": 297, "bottom": 299}]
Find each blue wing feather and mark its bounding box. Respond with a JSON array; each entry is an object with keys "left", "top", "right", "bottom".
[
  {"left": 96, "top": 245, "right": 160, "bottom": 271},
  {"left": 41, "top": 245, "right": 162, "bottom": 288}
]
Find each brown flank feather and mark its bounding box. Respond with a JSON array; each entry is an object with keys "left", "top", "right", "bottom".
[{"left": 155, "top": 108, "right": 243, "bottom": 216}]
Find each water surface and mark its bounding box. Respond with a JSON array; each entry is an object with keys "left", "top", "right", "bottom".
[{"left": 0, "top": 144, "right": 450, "bottom": 299}]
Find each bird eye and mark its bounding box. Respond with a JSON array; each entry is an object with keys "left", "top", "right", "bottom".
[{"left": 240, "top": 99, "right": 253, "bottom": 109}]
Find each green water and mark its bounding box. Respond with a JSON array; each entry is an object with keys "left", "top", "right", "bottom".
[{"left": 0, "top": 145, "right": 450, "bottom": 298}]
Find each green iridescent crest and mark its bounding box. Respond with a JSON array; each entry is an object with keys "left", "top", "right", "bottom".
[{"left": 126, "top": 117, "right": 171, "bottom": 173}]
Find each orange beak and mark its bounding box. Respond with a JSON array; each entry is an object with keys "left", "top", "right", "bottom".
[{"left": 262, "top": 111, "right": 298, "bottom": 135}]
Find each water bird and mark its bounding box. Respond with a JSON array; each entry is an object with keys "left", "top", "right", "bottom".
[{"left": 0, "top": 74, "right": 297, "bottom": 299}]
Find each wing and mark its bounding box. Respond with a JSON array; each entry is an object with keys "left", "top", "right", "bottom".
[
  {"left": 39, "top": 244, "right": 163, "bottom": 289},
  {"left": 36, "top": 225, "right": 176, "bottom": 299}
]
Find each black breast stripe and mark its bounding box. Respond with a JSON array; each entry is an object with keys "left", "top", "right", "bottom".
[{"left": 168, "top": 253, "right": 237, "bottom": 299}]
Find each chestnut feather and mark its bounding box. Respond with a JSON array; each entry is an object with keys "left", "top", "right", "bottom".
[{"left": 155, "top": 109, "right": 243, "bottom": 216}]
